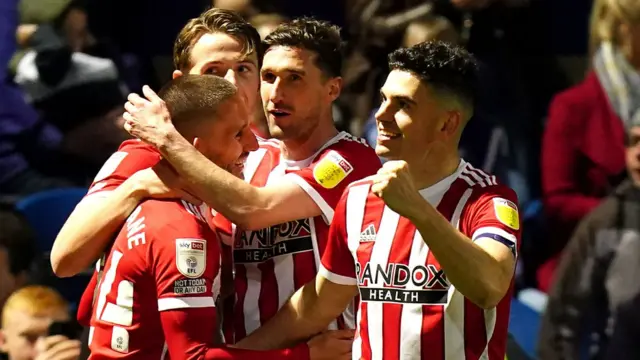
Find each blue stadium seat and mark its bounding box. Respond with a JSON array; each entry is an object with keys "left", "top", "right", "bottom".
[
  {"left": 15, "top": 187, "right": 87, "bottom": 252},
  {"left": 509, "top": 298, "right": 541, "bottom": 359},
  {"left": 15, "top": 187, "right": 90, "bottom": 305}
]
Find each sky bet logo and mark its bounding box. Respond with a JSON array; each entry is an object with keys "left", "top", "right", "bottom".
[{"left": 356, "top": 262, "right": 450, "bottom": 305}]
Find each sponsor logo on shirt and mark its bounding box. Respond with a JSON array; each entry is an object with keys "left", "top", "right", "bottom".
[
  {"left": 175, "top": 239, "right": 206, "bottom": 278},
  {"left": 356, "top": 262, "right": 450, "bottom": 304},
  {"left": 359, "top": 224, "right": 376, "bottom": 242},
  {"left": 312, "top": 150, "right": 354, "bottom": 189},
  {"left": 493, "top": 198, "right": 520, "bottom": 230},
  {"left": 234, "top": 219, "right": 313, "bottom": 263}
]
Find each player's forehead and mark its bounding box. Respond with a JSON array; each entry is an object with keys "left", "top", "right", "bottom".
[
  {"left": 190, "top": 32, "right": 258, "bottom": 67},
  {"left": 261, "top": 46, "right": 319, "bottom": 74},
  {"left": 381, "top": 70, "right": 426, "bottom": 100}
]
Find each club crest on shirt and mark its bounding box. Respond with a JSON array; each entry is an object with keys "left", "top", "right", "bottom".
[
  {"left": 492, "top": 198, "right": 520, "bottom": 230},
  {"left": 312, "top": 150, "right": 354, "bottom": 189},
  {"left": 175, "top": 239, "right": 206, "bottom": 278}
]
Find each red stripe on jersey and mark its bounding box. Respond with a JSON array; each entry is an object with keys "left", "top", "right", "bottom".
[
  {"left": 258, "top": 260, "right": 278, "bottom": 325},
  {"left": 464, "top": 298, "right": 487, "bottom": 360},
  {"left": 356, "top": 193, "right": 385, "bottom": 360},
  {"left": 233, "top": 265, "right": 248, "bottom": 342},
  {"left": 382, "top": 217, "right": 416, "bottom": 359},
  {"left": 487, "top": 284, "right": 512, "bottom": 359},
  {"left": 421, "top": 177, "right": 468, "bottom": 360}
]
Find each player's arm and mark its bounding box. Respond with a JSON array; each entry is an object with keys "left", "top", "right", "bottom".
[
  {"left": 50, "top": 172, "right": 148, "bottom": 277},
  {"left": 237, "top": 275, "right": 358, "bottom": 350},
  {"left": 409, "top": 190, "right": 520, "bottom": 309},
  {"left": 237, "top": 194, "right": 358, "bottom": 350},
  {"left": 125, "top": 89, "right": 375, "bottom": 230},
  {"left": 159, "top": 308, "right": 310, "bottom": 360}
]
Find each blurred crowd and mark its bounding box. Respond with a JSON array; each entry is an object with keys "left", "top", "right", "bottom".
[{"left": 2, "top": 0, "right": 640, "bottom": 358}]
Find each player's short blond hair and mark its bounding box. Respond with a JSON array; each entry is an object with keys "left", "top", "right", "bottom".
[
  {"left": 1, "top": 286, "right": 68, "bottom": 327},
  {"left": 173, "top": 8, "right": 262, "bottom": 71}
]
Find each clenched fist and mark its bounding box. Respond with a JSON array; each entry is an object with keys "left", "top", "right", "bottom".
[{"left": 370, "top": 161, "right": 427, "bottom": 221}]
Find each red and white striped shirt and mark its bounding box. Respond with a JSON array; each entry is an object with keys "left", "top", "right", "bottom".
[
  {"left": 224, "top": 131, "right": 381, "bottom": 342},
  {"left": 320, "top": 160, "right": 521, "bottom": 360}
]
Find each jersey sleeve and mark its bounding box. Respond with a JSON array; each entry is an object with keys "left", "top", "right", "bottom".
[
  {"left": 463, "top": 187, "right": 522, "bottom": 257},
  {"left": 284, "top": 143, "right": 380, "bottom": 223},
  {"left": 319, "top": 191, "right": 358, "bottom": 285},
  {"left": 85, "top": 144, "right": 161, "bottom": 198},
  {"left": 150, "top": 225, "right": 217, "bottom": 313}
]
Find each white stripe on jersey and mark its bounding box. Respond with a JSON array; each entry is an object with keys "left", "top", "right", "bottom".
[
  {"left": 157, "top": 297, "right": 215, "bottom": 311},
  {"left": 367, "top": 209, "right": 400, "bottom": 360}
]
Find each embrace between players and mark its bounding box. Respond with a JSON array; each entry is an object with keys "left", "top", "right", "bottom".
[{"left": 51, "top": 8, "right": 522, "bottom": 360}]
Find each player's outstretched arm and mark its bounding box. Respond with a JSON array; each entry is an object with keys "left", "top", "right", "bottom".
[
  {"left": 236, "top": 275, "right": 358, "bottom": 350},
  {"left": 50, "top": 175, "right": 147, "bottom": 277},
  {"left": 159, "top": 307, "right": 313, "bottom": 360},
  {"left": 123, "top": 87, "right": 328, "bottom": 230}
]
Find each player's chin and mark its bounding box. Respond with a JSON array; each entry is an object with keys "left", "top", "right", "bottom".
[{"left": 375, "top": 144, "right": 397, "bottom": 158}]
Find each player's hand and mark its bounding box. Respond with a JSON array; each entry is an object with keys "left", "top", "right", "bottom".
[
  {"left": 130, "top": 161, "right": 201, "bottom": 204},
  {"left": 123, "top": 85, "right": 176, "bottom": 149},
  {"left": 307, "top": 330, "right": 353, "bottom": 360},
  {"left": 370, "top": 160, "right": 428, "bottom": 221},
  {"left": 34, "top": 335, "right": 81, "bottom": 360}
]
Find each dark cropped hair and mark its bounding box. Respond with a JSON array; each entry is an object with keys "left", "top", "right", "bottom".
[
  {"left": 264, "top": 17, "right": 344, "bottom": 78},
  {"left": 388, "top": 41, "right": 477, "bottom": 109},
  {"left": 158, "top": 74, "right": 237, "bottom": 137}
]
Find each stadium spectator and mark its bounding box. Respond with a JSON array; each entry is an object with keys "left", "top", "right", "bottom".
[
  {"left": 0, "top": 207, "right": 37, "bottom": 314},
  {"left": 538, "top": 0, "right": 640, "bottom": 292},
  {"left": 0, "top": 286, "right": 81, "bottom": 360},
  {"left": 538, "top": 120, "right": 640, "bottom": 359}
]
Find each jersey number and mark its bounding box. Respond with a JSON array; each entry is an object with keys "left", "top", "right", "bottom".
[{"left": 90, "top": 251, "right": 135, "bottom": 344}]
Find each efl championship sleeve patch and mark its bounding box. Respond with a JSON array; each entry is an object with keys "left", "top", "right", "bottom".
[
  {"left": 175, "top": 239, "right": 207, "bottom": 278},
  {"left": 312, "top": 150, "right": 354, "bottom": 189},
  {"left": 492, "top": 198, "right": 520, "bottom": 230}
]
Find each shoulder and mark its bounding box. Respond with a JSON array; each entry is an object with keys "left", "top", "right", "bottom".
[
  {"left": 93, "top": 140, "right": 161, "bottom": 182},
  {"left": 312, "top": 132, "right": 380, "bottom": 170},
  {"left": 458, "top": 163, "right": 520, "bottom": 222}
]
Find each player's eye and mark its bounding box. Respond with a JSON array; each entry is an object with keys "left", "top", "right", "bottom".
[
  {"left": 203, "top": 67, "right": 223, "bottom": 76},
  {"left": 237, "top": 65, "right": 251, "bottom": 73},
  {"left": 261, "top": 72, "right": 276, "bottom": 83}
]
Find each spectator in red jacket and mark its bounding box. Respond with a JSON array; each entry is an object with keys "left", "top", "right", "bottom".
[{"left": 538, "top": 0, "right": 640, "bottom": 292}]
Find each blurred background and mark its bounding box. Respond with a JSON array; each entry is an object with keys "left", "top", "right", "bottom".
[{"left": 2, "top": 0, "right": 639, "bottom": 358}]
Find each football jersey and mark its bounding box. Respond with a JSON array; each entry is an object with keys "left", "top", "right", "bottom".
[
  {"left": 320, "top": 160, "right": 521, "bottom": 360},
  {"left": 77, "top": 140, "right": 162, "bottom": 326},
  {"left": 228, "top": 131, "right": 381, "bottom": 341},
  {"left": 88, "top": 199, "right": 221, "bottom": 359}
]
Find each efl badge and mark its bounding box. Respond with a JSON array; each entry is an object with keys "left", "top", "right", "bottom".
[
  {"left": 492, "top": 198, "right": 520, "bottom": 230},
  {"left": 313, "top": 151, "right": 354, "bottom": 189},
  {"left": 175, "top": 239, "right": 206, "bottom": 278}
]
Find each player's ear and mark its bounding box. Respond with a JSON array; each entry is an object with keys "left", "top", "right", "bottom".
[
  {"left": 0, "top": 328, "right": 8, "bottom": 353},
  {"left": 327, "top": 76, "right": 342, "bottom": 102},
  {"left": 172, "top": 70, "right": 183, "bottom": 80}
]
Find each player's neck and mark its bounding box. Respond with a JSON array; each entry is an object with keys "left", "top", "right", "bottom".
[
  {"left": 410, "top": 150, "right": 461, "bottom": 190},
  {"left": 281, "top": 118, "right": 339, "bottom": 161}
]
